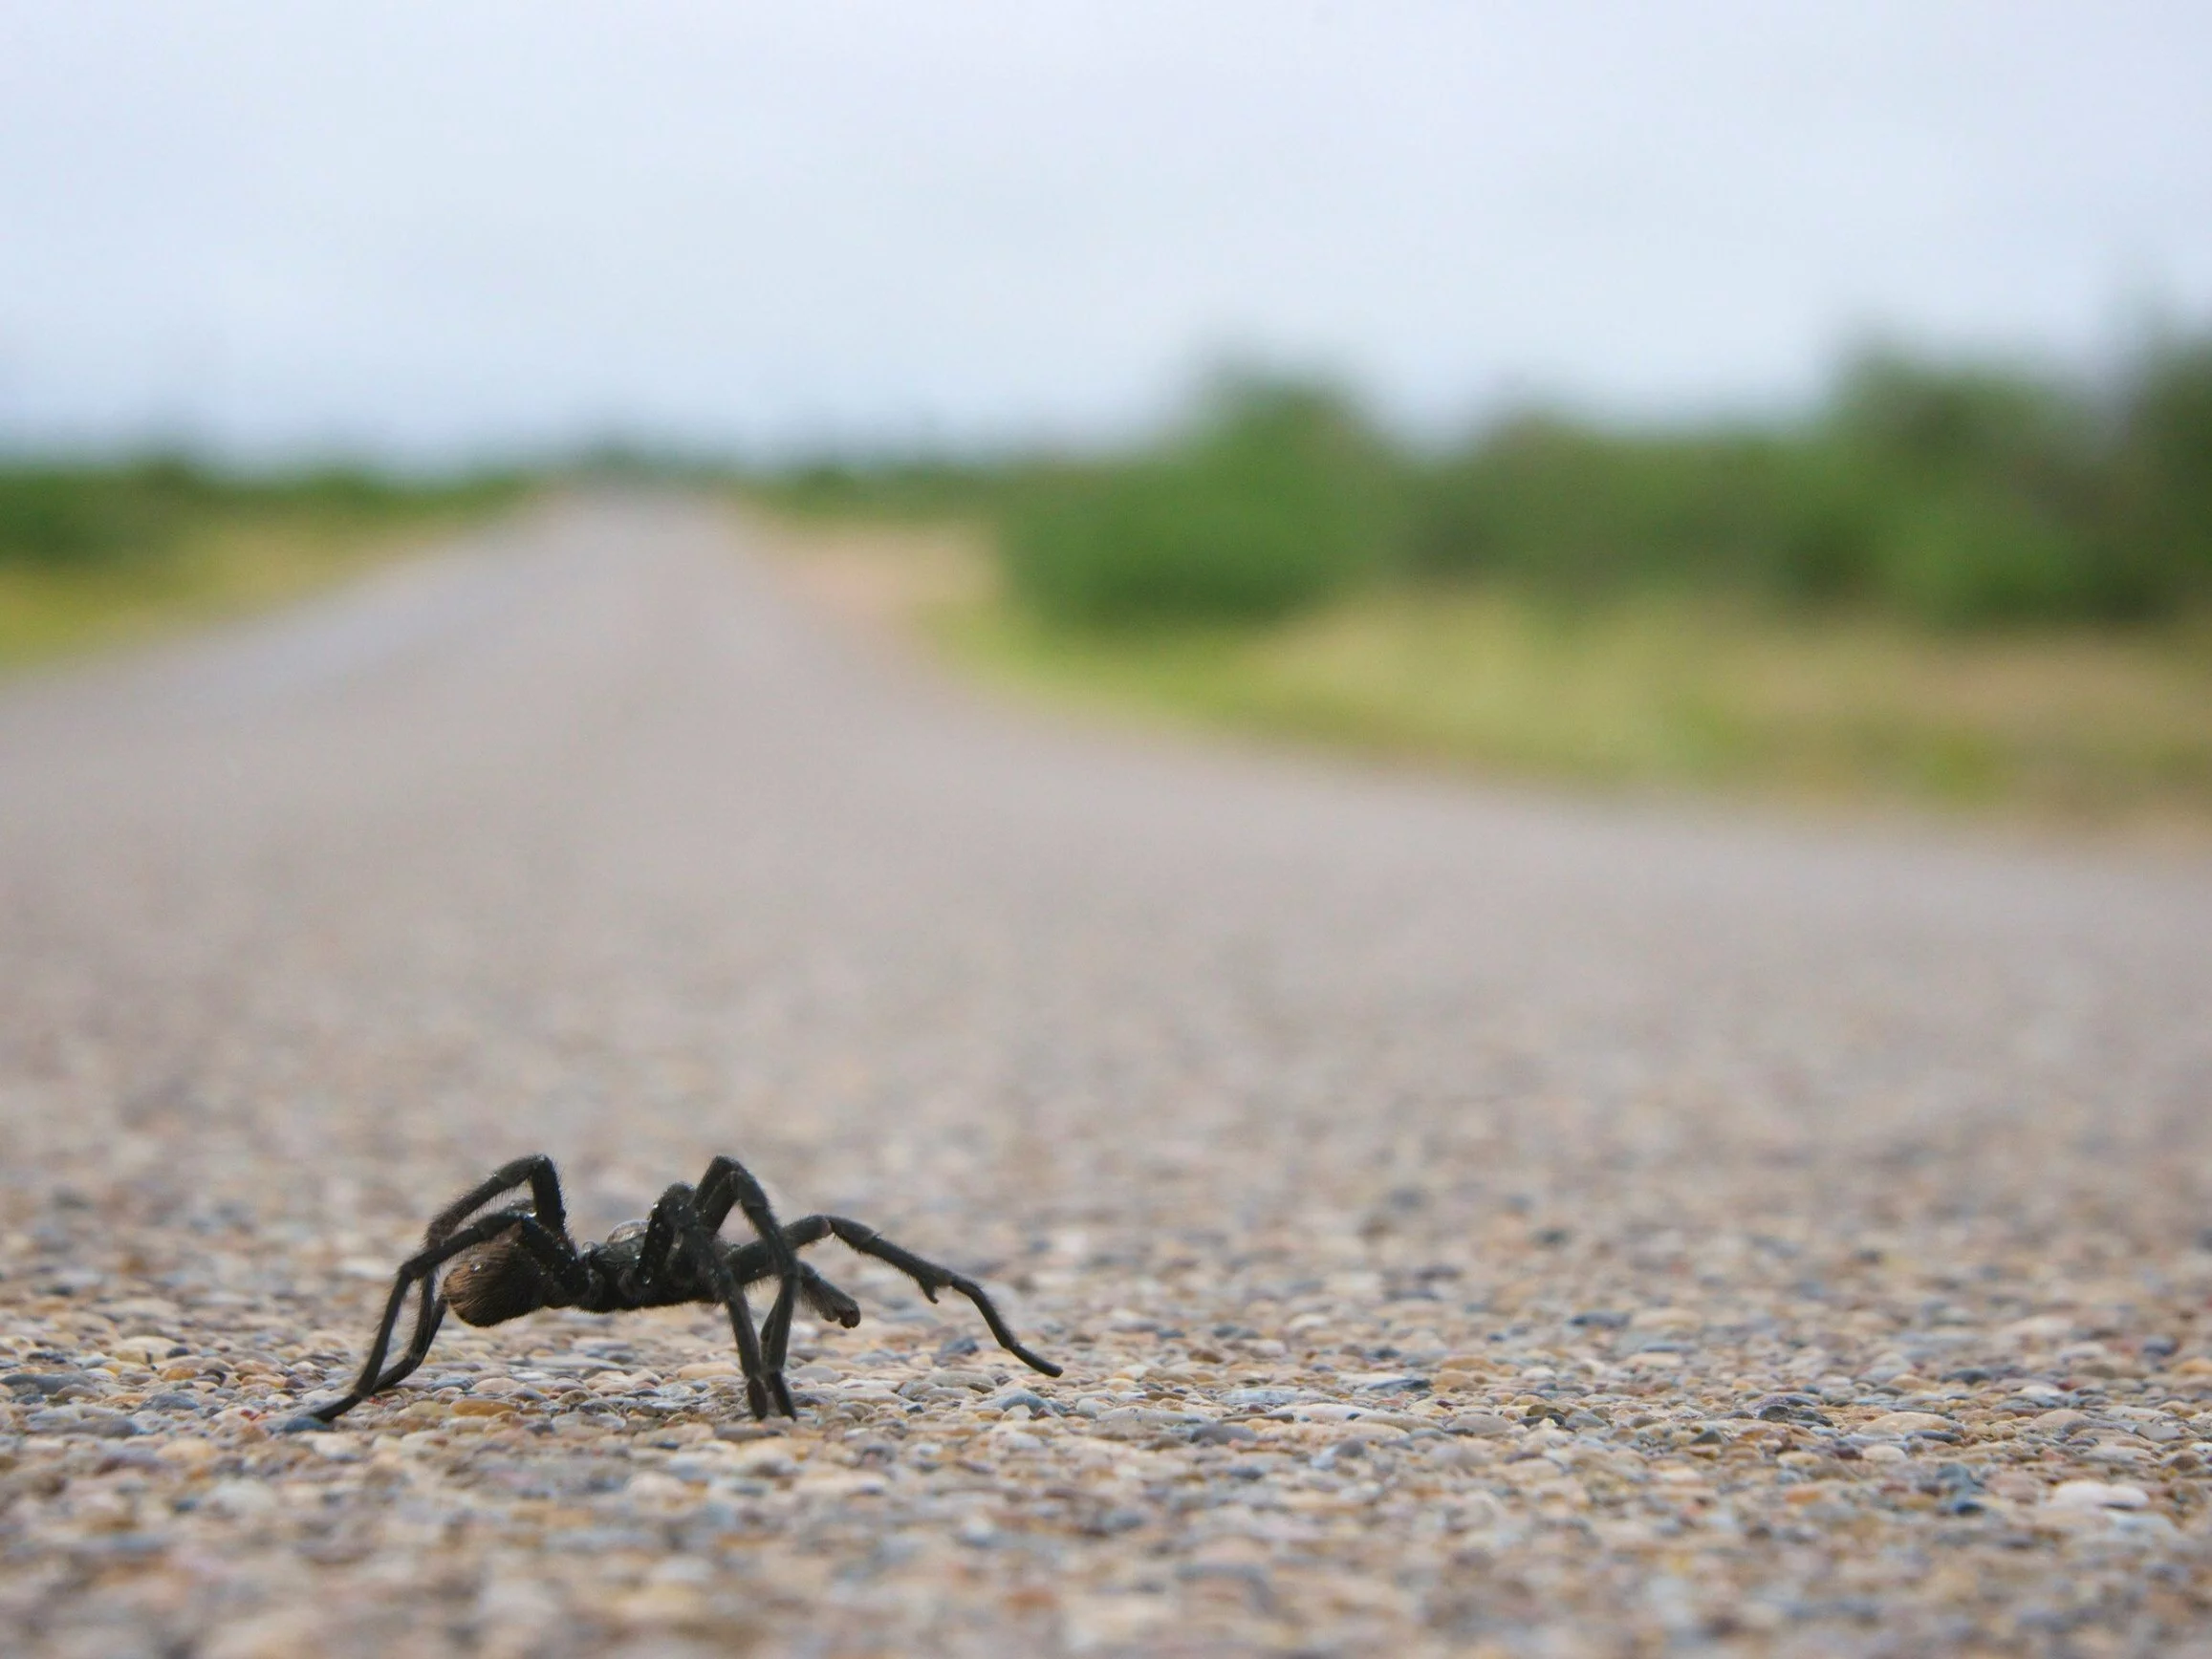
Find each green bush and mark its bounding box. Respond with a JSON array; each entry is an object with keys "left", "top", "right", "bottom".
[
  {"left": 2114, "top": 337, "right": 2212, "bottom": 599},
  {"left": 1411, "top": 343, "right": 2212, "bottom": 627},
  {"left": 1002, "top": 377, "right": 1395, "bottom": 624},
  {"left": 1410, "top": 420, "right": 1859, "bottom": 602},
  {"left": 774, "top": 331, "right": 2212, "bottom": 632},
  {"left": 0, "top": 459, "right": 217, "bottom": 566},
  {"left": 1824, "top": 356, "right": 2124, "bottom": 623}
]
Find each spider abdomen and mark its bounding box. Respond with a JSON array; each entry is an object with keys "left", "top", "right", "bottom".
[{"left": 443, "top": 1233, "right": 547, "bottom": 1326}]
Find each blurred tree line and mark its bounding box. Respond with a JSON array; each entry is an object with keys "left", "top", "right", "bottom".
[
  {"left": 0, "top": 458, "right": 525, "bottom": 568},
  {"left": 20, "top": 333, "right": 2210, "bottom": 637},
  {"left": 773, "top": 334, "right": 2212, "bottom": 631}
]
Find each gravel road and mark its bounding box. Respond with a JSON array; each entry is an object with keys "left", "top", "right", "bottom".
[{"left": 4, "top": 497, "right": 2212, "bottom": 1657}]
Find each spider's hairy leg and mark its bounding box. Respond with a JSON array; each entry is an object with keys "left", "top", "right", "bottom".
[
  {"left": 694, "top": 1155, "right": 804, "bottom": 1308},
  {"left": 368, "top": 1272, "right": 446, "bottom": 1395},
  {"left": 640, "top": 1183, "right": 789, "bottom": 1420},
  {"left": 779, "top": 1213, "right": 1063, "bottom": 1377},
  {"left": 423, "top": 1153, "right": 569, "bottom": 1247},
  {"left": 295, "top": 1208, "right": 581, "bottom": 1427},
  {"left": 694, "top": 1155, "right": 809, "bottom": 1412},
  {"left": 760, "top": 1274, "right": 802, "bottom": 1375}
]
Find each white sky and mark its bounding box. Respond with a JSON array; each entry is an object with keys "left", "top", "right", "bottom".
[{"left": 3, "top": 2, "right": 2209, "bottom": 461}]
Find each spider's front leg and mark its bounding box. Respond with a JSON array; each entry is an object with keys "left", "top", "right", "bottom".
[
  {"left": 692, "top": 1155, "right": 807, "bottom": 1409},
  {"left": 638, "top": 1183, "right": 789, "bottom": 1420},
  {"left": 695, "top": 1157, "right": 804, "bottom": 1300},
  {"left": 778, "top": 1213, "right": 1063, "bottom": 1377}
]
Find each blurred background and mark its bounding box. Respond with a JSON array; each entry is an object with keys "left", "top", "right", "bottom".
[{"left": 5, "top": 1, "right": 2210, "bottom": 823}]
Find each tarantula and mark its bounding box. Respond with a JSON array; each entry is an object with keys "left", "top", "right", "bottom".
[{"left": 293, "top": 1153, "right": 1059, "bottom": 1427}]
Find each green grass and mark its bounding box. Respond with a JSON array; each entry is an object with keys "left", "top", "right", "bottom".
[{"left": 921, "top": 573, "right": 2212, "bottom": 830}]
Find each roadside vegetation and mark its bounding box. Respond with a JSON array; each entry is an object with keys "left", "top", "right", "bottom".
[
  {"left": 755, "top": 335, "right": 2212, "bottom": 830},
  {"left": 0, "top": 461, "right": 526, "bottom": 673}
]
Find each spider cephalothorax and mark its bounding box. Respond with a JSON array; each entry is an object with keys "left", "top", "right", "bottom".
[{"left": 293, "top": 1153, "right": 1058, "bottom": 1427}]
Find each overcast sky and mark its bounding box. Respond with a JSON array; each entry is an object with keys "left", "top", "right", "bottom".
[{"left": 3, "top": 2, "right": 2210, "bottom": 462}]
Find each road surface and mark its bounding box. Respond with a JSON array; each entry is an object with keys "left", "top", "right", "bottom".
[{"left": 3, "top": 497, "right": 2210, "bottom": 1656}]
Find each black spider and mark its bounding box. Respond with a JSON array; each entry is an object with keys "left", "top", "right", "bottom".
[{"left": 293, "top": 1153, "right": 1059, "bottom": 1427}]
